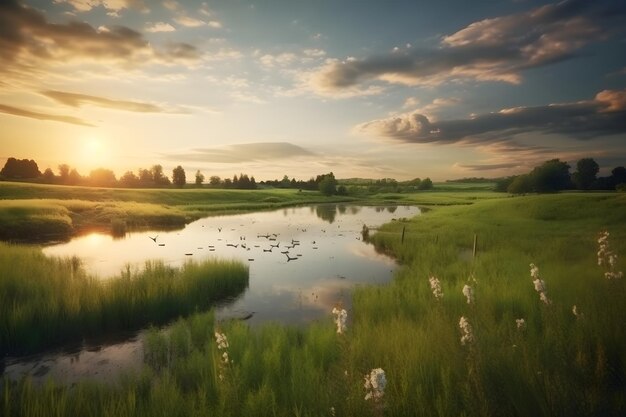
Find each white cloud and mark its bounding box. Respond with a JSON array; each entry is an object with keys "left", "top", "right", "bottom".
[{"left": 145, "top": 22, "right": 176, "bottom": 33}]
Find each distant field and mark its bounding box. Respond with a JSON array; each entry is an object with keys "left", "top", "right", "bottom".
[
  {"left": 0, "top": 182, "right": 358, "bottom": 240},
  {"left": 0, "top": 181, "right": 502, "bottom": 240}
]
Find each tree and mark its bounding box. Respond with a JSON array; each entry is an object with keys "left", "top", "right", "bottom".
[
  {"left": 494, "top": 176, "right": 516, "bottom": 192},
  {"left": 572, "top": 158, "right": 599, "bottom": 190},
  {"left": 508, "top": 174, "right": 533, "bottom": 194},
  {"left": 530, "top": 159, "right": 571, "bottom": 193},
  {"left": 151, "top": 165, "right": 170, "bottom": 186},
  {"left": 209, "top": 175, "right": 221, "bottom": 186},
  {"left": 418, "top": 177, "right": 433, "bottom": 190},
  {"left": 0, "top": 158, "right": 41, "bottom": 179},
  {"left": 58, "top": 164, "right": 70, "bottom": 182},
  {"left": 138, "top": 168, "right": 153, "bottom": 186},
  {"left": 68, "top": 168, "right": 82, "bottom": 185},
  {"left": 610, "top": 166, "right": 626, "bottom": 189},
  {"left": 120, "top": 171, "right": 139, "bottom": 187},
  {"left": 43, "top": 168, "right": 55, "bottom": 183},
  {"left": 195, "top": 170, "right": 204, "bottom": 186},
  {"left": 172, "top": 165, "right": 186, "bottom": 188},
  {"left": 318, "top": 172, "right": 337, "bottom": 196},
  {"left": 89, "top": 168, "right": 117, "bottom": 187}
]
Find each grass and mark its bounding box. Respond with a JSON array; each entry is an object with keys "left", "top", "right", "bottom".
[
  {"left": 0, "top": 182, "right": 361, "bottom": 240},
  {"left": 0, "top": 243, "right": 249, "bottom": 356},
  {"left": 2, "top": 192, "right": 626, "bottom": 416}
]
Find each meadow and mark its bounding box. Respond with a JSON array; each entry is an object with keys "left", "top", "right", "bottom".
[
  {"left": 1, "top": 184, "right": 625, "bottom": 416},
  {"left": 0, "top": 182, "right": 360, "bottom": 241}
]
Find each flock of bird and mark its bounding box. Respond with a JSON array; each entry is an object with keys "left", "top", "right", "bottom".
[{"left": 146, "top": 225, "right": 346, "bottom": 262}]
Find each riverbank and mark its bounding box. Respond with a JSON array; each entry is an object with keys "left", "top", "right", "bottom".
[{"left": 0, "top": 243, "right": 248, "bottom": 356}]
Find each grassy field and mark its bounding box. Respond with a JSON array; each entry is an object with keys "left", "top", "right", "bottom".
[
  {"left": 0, "top": 181, "right": 502, "bottom": 241},
  {"left": 2, "top": 192, "right": 625, "bottom": 416},
  {"left": 0, "top": 181, "right": 362, "bottom": 240},
  {"left": 0, "top": 243, "right": 248, "bottom": 356}
]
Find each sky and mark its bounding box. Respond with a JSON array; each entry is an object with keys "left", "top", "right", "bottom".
[{"left": 1, "top": 0, "right": 625, "bottom": 181}]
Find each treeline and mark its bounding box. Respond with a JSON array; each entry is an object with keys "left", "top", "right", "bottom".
[
  {"left": 0, "top": 158, "right": 258, "bottom": 189},
  {"left": 339, "top": 177, "right": 433, "bottom": 193},
  {"left": 495, "top": 158, "right": 626, "bottom": 194}
]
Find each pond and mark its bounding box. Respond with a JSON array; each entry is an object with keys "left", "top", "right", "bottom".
[{"left": 2, "top": 204, "right": 419, "bottom": 384}]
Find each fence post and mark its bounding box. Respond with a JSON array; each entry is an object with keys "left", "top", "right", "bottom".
[
  {"left": 401, "top": 226, "right": 406, "bottom": 244},
  {"left": 472, "top": 233, "right": 477, "bottom": 259}
]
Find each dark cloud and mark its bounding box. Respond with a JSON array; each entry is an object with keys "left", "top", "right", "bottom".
[
  {"left": 0, "top": 0, "right": 199, "bottom": 78},
  {"left": 166, "top": 142, "right": 315, "bottom": 163},
  {"left": 357, "top": 89, "right": 626, "bottom": 144},
  {"left": 0, "top": 103, "right": 93, "bottom": 126},
  {"left": 312, "top": 0, "right": 626, "bottom": 93},
  {"left": 41, "top": 90, "right": 180, "bottom": 113}
]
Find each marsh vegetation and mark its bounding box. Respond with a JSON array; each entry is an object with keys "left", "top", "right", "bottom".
[{"left": 1, "top": 184, "right": 624, "bottom": 416}]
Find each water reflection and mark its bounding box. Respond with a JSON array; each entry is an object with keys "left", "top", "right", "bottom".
[{"left": 4, "top": 204, "right": 419, "bottom": 384}]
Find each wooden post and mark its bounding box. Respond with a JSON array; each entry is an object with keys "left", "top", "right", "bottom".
[
  {"left": 472, "top": 233, "right": 477, "bottom": 259},
  {"left": 401, "top": 226, "right": 406, "bottom": 244}
]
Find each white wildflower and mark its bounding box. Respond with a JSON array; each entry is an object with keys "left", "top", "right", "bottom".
[
  {"left": 459, "top": 316, "right": 474, "bottom": 345},
  {"left": 530, "top": 263, "right": 540, "bottom": 279},
  {"left": 429, "top": 276, "right": 444, "bottom": 300},
  {"left": 215, "top": 331, "right": 230, "bottom": 381},
  {"left": 330, "top": 406, "right": 336, "bottom": 416},
  {"left": 516, "top": 318, "right": 526, "bottom": 330},
  {"left": 462, "top": 284, "right": 474, "bottom": 304},
  {"left": 332, "top": 307, "right": 348, "bottom": 334},
  {"left": 572, "top": 305, "right": 578, "bottom": 317},
  {"left": 597, "top": 231, "right": 622, "bottom": 279},
  {"left": 364, "top": 368, "right": 387, "bottom": 402},
  {"left": 215, "top": 332, "right": 229, "bottom": 350},
  {"left": 530, "top": 264, "right": 551, "bottom": 305}
]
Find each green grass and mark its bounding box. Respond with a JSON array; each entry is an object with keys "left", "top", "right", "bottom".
[
  {"left": 2, "top": 192, "right": 626, "bottom": 416},
  {"left": 0, "top": 182, "right": 360, "bottom": 240},
  {"left": 0, "top": 243, "right": 248, "bottom": 356}
]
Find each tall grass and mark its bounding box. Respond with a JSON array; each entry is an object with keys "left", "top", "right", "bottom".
[
  {"left": 0, "top": 243, "right": 248, "bottom": 356},
  {"left": 2, "top": 193, "right": 625, "bottom": 416}
]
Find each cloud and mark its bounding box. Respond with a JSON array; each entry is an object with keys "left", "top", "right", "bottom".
[
  {"left": 166, "top": 142, "right": 315, "bottom": 164},
  {"left": 174, "top": 15, "right": 205, "bottom": 28},
  {"left": 310, "top": 0, "right": 626, "bottom": 94},
  {"left": 0, "top": 0, "right": 202, "bottom": 83},
  {"left": 40, "top": 90, "right": 188, "bottom": 113},
  {"left": 53, "top": 0, "right": 148, "bottom": 14},
  {"left": 145, "top": 22, "right": 175, "bottom": 33},
  {"left": 357, "top": 88, "right": 626, "bottom": 145},
  {"left": 454, "top": 162, "right": 522, "bottom": 171},
  {"left": 0, "top": 103, "right": 93, "bottom": 126}
]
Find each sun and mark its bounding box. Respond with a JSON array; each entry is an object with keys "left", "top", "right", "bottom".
[{"left": 81, "top": 137, "right": 109, "bottom": 168}]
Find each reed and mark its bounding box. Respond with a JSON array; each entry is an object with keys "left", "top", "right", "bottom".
[{"left": 0, "top": 243, "right": 248, "bottom": 356}]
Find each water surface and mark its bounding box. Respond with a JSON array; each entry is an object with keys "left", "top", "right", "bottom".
[{"left": 3, "top": 204, "right": 419, "bottom": 384}]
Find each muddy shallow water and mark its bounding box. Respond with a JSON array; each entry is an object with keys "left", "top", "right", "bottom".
[{"left": 2, "top": 204, "right": 419, "bottom": 384}]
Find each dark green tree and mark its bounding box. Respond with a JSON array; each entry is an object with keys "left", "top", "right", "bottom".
[
  {"left": 172, "top": 165, "right": 186, "bottom": 188},
  {"left": 508, "top": 174, "right": 533, "bottom": 194},
  {"left": 572, "top": 158, "right": 599, "bottom": 190},
  {"left": 318, "top": 172, "right": 337, "bottom": 196},
  {"left": 209, "top": 175, "right": 221, "bottom": 186},
  {"left": 418, "top": 177, "right": 433, "bottom": 190},
  {"left": 58, "top": 164, "right": 70, "bottom": 183},
  {"left": 530, "top": 159, "right": 571, "bottom": 193}
]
